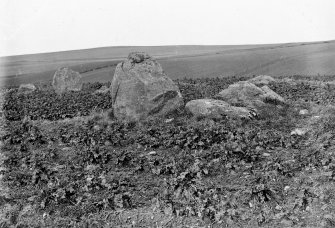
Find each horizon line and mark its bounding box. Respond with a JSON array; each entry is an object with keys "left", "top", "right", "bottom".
[{"left": 1, "top": 39, "right": 334, "bottom": 58}]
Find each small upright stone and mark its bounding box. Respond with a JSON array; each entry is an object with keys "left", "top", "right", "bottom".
[{"left": 52, "top": 67, "right": 83, "bottom": 94}]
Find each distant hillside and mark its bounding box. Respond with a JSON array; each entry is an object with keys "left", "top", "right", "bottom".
[{"left": 1, "top": 40, "right": 334, "bottom": 86}]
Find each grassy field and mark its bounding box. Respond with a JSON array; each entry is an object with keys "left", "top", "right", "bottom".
[{"left": 1, "top": 40, "right": 334, "bottom": 86}]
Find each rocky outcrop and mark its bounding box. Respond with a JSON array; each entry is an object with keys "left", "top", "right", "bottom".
[
  {"left": 111, "top": 52, "right": 183, "bottom": 121},
  {"left": 248, "top": 75, "right": 276, "bottom": 86},
  {"left": 216, "top": 81, "right": 285, "bottom": 108},
  {"left": 185, "top": 99, "right": 255, "bottom": 119},
  {"left": 18, "top": 84, "right": 36, "bottom": 94},
  {"left": 52, "top": 67, "right": 83, "bottom": 94}
]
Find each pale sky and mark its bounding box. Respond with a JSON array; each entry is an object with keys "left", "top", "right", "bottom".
[{"left": 0, "top": 0, "right": 334, "bottom": 57}]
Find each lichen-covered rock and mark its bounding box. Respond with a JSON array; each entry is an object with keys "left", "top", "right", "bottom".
[
  {"left": 185, "top": 99, "right": 254, "bottom": 119},
  {"left": 52, "top": 67, "right": 83, "bottom": 94},
  {"left": 217, "top": 81, "right": 285, "bottom": 108},
  {"left": 111, "top": 52, "right": 183, "bottom": 121},
  {"left": 248, "top": 75, "right": 276, "bottom": 86},
  {"left": 18, "top": 84, "right": 36, "bottom": 94}
]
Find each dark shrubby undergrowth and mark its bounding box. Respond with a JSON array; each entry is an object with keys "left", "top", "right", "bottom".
[
  {"left": 269, "top": 80, "right": 335, "bottom": 105},
  {"left": 175, "top": 76, "right": 252, "bottom": 103},
  {"left": 1, "top": 109, "right": 312, "bottom": 226},
  {"left": 3, "top": 82, "right": 113, "bottom": 121},
  {"left": 3, "top": 77, "right": 253, "bottom": 121},
  {"left": 2, "top": 77, "right": 335, "bottom": 227}
]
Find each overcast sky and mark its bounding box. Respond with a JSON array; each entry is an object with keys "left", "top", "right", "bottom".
[{"left": 0, "top": 0, "right": 334, "bottom": 56}]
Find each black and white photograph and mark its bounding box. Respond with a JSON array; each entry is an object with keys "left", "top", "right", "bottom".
[{"left": 0, "top": 0, "right": 335, "bottom": 227}]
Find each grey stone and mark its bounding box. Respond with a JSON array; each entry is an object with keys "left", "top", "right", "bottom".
[
  {"left": 217, "top": 81, "right": 285, "bottom": 108},
  {"left": 52, "top": 67, "right": 82, "bottom": 94},
  {"left": 18, "top": 84, "right": 36, "bottom": 93},
  {"left": 185, "top": 99, "right": 254, "bottom": 119},
  {"left": 111, "top": 52, "right": 183, "bottom": 121}
]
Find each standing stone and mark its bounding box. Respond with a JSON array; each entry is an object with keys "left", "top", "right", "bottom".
[
  {"left": 52, "top": 67, "right": 83, "bottom": 94},
  {"left": 18, "top": 84, "right": 36, "bottom": 94},
  {"left": 111, "top": 52, "right": 183, "bottom": 121}
]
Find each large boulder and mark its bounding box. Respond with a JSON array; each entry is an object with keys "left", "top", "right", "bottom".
[
  {"left": 248, "top": 75, "right": 276, "bottom": 86},
  {"left": 52, "top": 67, "right": 83, "bottom": 94},
  {"left": 111, "top": 52, "right": 183, "bottom": 121},
  {"left": 216, "top": 81, "right": 284, "bottom": 108},
  {"left": 185, "top": 99, "right": 255, "bottom": 119},
  {"left": 18, "top": 84, "right": 36, "bottom": 94}
]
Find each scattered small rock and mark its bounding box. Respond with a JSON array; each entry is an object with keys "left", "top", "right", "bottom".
[
  {"left": 291, "top": 128, "right": 307, "bottom": 136},
  {"left": 165, "top": 118, "right": 174, "bottom": 123},
  {"left": 299, "top": 109, "right": 309, "bottom": 115},
  {"left": 275, "top": 205, "right": 282, "bottom": 210},
  {"left": 148, "top": 151, "right": 157, "bottom": 156},
  {"left": 93, "top": 125, "right": 101, "bottom": 131}
]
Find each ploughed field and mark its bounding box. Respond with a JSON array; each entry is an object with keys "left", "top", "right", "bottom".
[
  {"left": 1, "top": 40, "right": 335, "bottom": 87},
  {"left": 1, "top": 75, "right": 335, "bottom": 227}
]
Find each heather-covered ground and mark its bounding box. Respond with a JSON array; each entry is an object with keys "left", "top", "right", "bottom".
[{"left": 1, "top": 76, "right": 335, "bottom": 227}]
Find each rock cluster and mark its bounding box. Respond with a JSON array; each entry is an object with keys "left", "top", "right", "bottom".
[
  {"left": 110, "top": 55, "right": 283, "bottom": 121},
  {"left": 217, "top": 81, "right": 284, "bottom": 108},
  {"left": 186, "top": 76, "right": 284, "bottom": 119}
]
